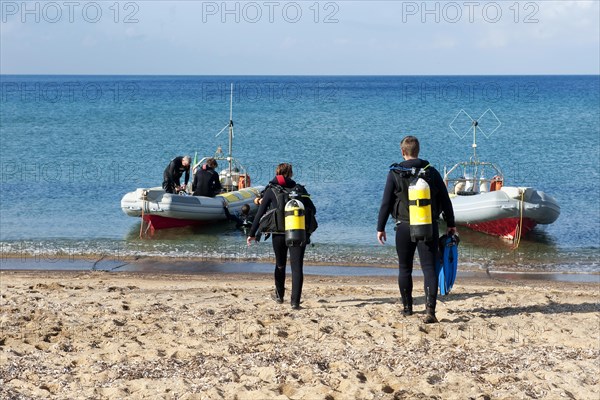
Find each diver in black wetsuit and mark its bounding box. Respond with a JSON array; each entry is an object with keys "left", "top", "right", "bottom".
[
  {"left": 192, "top": 158, "right": 222, "bottom": 197},
  {"left": 224, "top": 203, "right": 252, "bottom": 234},
  {"left": 163, "top": 156, "right": 191, "bottom": 194},
  {"left": 377, "top": 136, "right": 456, "bottom": 323},
  {"left": 247, "top": 163, "right": 316, "bottom": 310}
]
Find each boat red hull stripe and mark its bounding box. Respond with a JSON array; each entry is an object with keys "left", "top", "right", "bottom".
[
  {"left": 143, "top": 215, "right": 208, "bottom": 232},
  {"left": 463, "top": 217, "right": 537, "bottom": 239}
]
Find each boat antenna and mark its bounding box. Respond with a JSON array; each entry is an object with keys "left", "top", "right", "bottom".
[
  {"left": 228, "top": 83, "right": 234, "bottom": 182},
  {"left": 229, "top": 83, "right": 234, "bottom": 156},
  {"left": 472, "top": 119, "right": 478, "bottom": 162},
  {"left": 215, "top": 84, "right": 235, "bottom": 179}
]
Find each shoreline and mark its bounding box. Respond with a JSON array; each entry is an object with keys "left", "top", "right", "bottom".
[
  {"left": 1, "top": 256, "right": 599, "bottom": 283},
  {"left": 2, "top": 234, "right": 599, "bottom": 276},
  {"left": 1, "top": 270, "right": 598, "bottom": 399}
]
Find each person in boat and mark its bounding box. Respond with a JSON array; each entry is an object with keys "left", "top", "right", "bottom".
[
  {"left": 246, "top": 163, "right": 316, "bottom": 310},
  {"left": 377, "top": 136, "right": 456, "bottom": 324},
  {"left": 162, "top": 156, "right": 191, "bottom": 194},
  {"left": 192, "top": 158, "right": 222, "bottom": 197}
]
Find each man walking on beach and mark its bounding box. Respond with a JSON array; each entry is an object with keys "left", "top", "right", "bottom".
[{"left": 377, "top": 136, "right": 456, "bottom": 323}]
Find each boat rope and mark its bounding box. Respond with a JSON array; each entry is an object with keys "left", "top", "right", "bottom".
[
  {"left": 139, "top": 192, "right": 150, "bottom": 239},
  {"left": 512, "top": 190, "right": 525, "bottom": 250},
  {"left": 139, "top": 201, "right": 145, "bottom": 239}
]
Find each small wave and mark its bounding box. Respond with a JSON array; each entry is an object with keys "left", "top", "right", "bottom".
[{"left": 1, "top": 239, "right": 598, "bottom": 274}]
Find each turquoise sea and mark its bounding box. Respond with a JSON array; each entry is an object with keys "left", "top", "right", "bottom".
[{"left": 1, "top": 75, "right": 599, "bottom": 273}]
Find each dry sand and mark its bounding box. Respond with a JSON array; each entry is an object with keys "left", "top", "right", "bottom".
[{"left": 1, "top": 270, "right": 598, "bottom": 399}]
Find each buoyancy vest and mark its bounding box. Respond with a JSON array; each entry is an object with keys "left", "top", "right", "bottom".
[
  {"left": 390, "top": 163, "right": 438, "bottom": 223},
  {"left": 257, "top": 183, "right": 318, "bottom": 236}
]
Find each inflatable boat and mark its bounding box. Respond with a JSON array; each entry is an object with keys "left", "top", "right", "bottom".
[
  {"left": 448, "top": 184, "right": 560, "bottom": 239},
  {"left": 443, "top": 119, "right": 560, "bottom": 239},
  {"left": 121, "top": 184, "right": 263, "bottom": 233},
  {"left": 121, "top": 84, "right": 264, "bottom": 235}
]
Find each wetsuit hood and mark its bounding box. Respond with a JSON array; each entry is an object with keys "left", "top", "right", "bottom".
[
  {"left": 390, "top": 158, "right": 430, "bottom": 170},
  {"left": 269, "top": 175, "right": 297, "bottom": 188}
]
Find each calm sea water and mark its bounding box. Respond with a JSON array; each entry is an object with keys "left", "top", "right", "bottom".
[{"left": 1, "top": 75, "right": 598, "bottom": 272}]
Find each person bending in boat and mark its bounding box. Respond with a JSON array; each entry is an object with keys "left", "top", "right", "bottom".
[
  {"left": 377, "top": 136, "right": 456, "bottom": 324},
  {"left": 192, "top": 158, "right": 222, "bottom": 197},
  {"left": 162, "top": 155, "right": 191, "bottom": 194},
  {"left": 247, "top": 163, "right": 317, "bottom": 310}
]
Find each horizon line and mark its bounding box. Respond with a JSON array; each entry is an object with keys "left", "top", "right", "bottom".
[{"left": 1, "top": 73, "right": 598, "bottom": 77}]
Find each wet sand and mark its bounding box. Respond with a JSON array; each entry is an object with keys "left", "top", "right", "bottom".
[
  {"left": 1, "top": 270, "right": 598, "bottom": 399},
  {"left": 2, "top": 256, "right": 598, "bottom": 283}
]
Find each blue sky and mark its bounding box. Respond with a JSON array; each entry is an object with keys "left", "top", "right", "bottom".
[{"left": 1, "top": 0, "right": 599, "bottom": 74}]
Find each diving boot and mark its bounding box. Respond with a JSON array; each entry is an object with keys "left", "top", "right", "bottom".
[
  {"left": 401, "top": 288, "right": 413, "bottom": 316},
  {"left": 271, "top": 292, "right": 283, "bottom": 304},
  {"left": 423, "top": 287, "right": 438, "bottom": 323},
  {"left": 272, "top": 286, "right": 284, "bottom": 304},
  {"left": 423, "top": 307, "right": 438, "bottom": 324}
]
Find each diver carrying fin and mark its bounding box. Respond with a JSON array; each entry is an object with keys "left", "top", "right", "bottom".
[{"left": 377, "top": 135, "right": 456, "bottom": 323}]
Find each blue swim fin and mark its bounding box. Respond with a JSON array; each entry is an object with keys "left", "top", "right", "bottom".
[{"left": 438, "top": 234, "right": 459, "bottom": 295}]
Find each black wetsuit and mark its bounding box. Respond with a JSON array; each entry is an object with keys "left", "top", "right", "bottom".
[
  {"left": 377, "top": 158, "right": 455, "bottom": 311},
  {"left": 162, "top": 157, "right": 190, "bottom": 194},
  {"left": 249, "top": 176, "right": 316, "bottom": 307},
  {"left": 223, "top": 207, "right": 252, "bottom": 233},
  {"left": 192, "top": 166, "right": 222, "bottom": 197}
]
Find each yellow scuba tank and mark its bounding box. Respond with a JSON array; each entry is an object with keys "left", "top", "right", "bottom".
[
  {"left": 284, "top": 193, "right": 306, "bottom": 247},
  {"left": 408, "top": 171, "right": 433, "bottom": 242}
]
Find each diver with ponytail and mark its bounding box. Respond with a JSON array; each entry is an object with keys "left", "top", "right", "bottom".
[{"left": 247, "top": 163, "right": 316, "bottom": 310}]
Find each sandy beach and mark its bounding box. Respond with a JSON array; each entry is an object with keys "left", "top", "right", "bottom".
[{"left": 1, "top": 269, "right": 598, "bottom": 399}]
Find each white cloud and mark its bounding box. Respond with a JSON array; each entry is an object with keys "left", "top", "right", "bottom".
[
  {"left": 433, "top": 35, "right": 457, "bottom": 49},
  {"left": 477, "top": 31, "right": 509, "bottom": 49},
  {"left": 333, "top": 38, "right": 350, "bottom": 46},
  {"left": 125, "top": 27, "right": 145, "bottom": 40},
  {"left": 280, "top": 36, "right": 297, "bottom": 49},
  {"left": 0, "top": 21, "right": 17, "bottom": 36},
  {"left": 81, "top": 35, "right": 97, "bottom": 48},
  {"left": 530, "top": 25, "right": 556, "bottom": 41},
  {"left": 1, "top": 0, "right": 597, "bottom": 74},
  {"left": 538, "top": 0, "right": 598, "bottom": 21}
]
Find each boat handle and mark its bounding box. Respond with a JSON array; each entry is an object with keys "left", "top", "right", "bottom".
[{"left": 141, "top": 201, "right": 163, "bottom": 213}]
